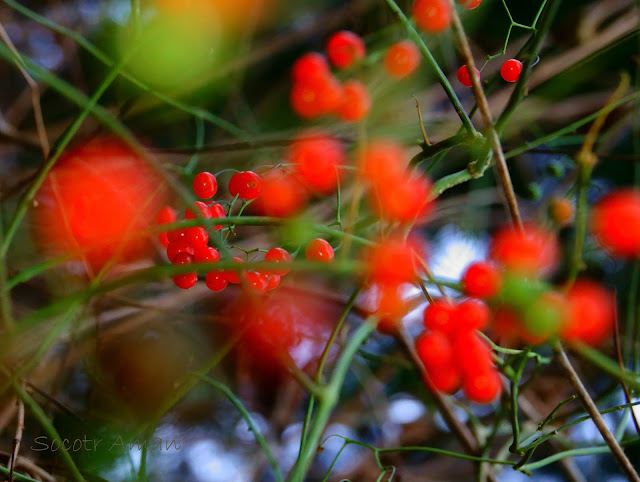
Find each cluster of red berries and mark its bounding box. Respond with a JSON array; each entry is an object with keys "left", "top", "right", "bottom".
[
  {"left": 417, "top": 297, "right": 501, "bottom": 403},
  {"left": 290, "top": 31, "right": 370, "bottom": 121},
  {"left": 157, "top": 170, "right": 339, "bottom": 292},
  {"left": 456, "top": 224, "right": 615, "bottom": 347}
]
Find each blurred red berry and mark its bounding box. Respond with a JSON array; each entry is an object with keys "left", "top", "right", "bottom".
[
  {"left": 225, "top": 256, "right": 245, "bottom": 284},
  {"left": 549, "top": 197, "right": 574, "bottom": 226},
  {"left": 229, "top": 171, "right": 262, "bottom": 200},
  {"left": 457, "top": 65, "right": 479, "bottom": 87},
  {"left": 288, "top": 131, "right": 345, "bottom": 194},
  {"left": 463, "top": 367, "right": 501, "bottom": 403},
  {"left": 416, "top": 331, "right": 454, "bottom": 369},
  {"left": 171, "top": 251, "right": 193, "bottom": 266},
  {"left": 251, "top": 170, "right": 307, "bottom": 218},
  {"left": 193, "top": 245, "right": 220, "bottom": 263},
  {"left": 500, "top": 59, "right": 523, "bottom": 83},
  {"left": 157, "top": 206, "right": 177, "bottom": 247},
  {"left": 326, "top": 30, "right": 366, "bottom": 69},
  {"left": 366, "top": 237, "right": 420, "bottom": 285},
  {"left": 336, "top": 80, "right": 371, "bottom": 122},
  {"left": 423, "top": 299, "right": 457, "bottom": 335},
  {"left": 590, "top": 189, "right": 640, "bottom": 258},
  {"left": 368, "top": 283, "right": 409, "bottom": 335},
  {"left": 292, "top": 52, "right": 331, "bottom": 84},
  {"left": 358, "top": 140, "right": 408, "bottom": 187},
  {"left": 193, "top": 171, "right": 218, "bottom": 199},
  {"left": 244, "top": 271, "right": 268, "bottom": 294},
  {"left": 561, "top": 280, "right": 615, "bottom": 346},
  {"left": 490, "top": 224, "right": 559, "bottom": 277},
  {"left": 384, "top": 40, "right": 420, "bottom": 78},
  {"left": 186, "top": 201, "right": 213, "bottom": 220},
  {"left": 265, "top": 247, "right": 293, "bottom": 275},
  {"left": 412, "top": 0, "right": 451, "bottom": 33},
  {"left": 205, "top": 270, "right": 228, "bottom": 292},
  {"left": 423, "top": 365, "right": 461, "bottom": 394},
  {"left": 369, "top": 173, "right": 433, "bottom": 223},
  {"left": 208, "top": 202, "right": 226, "bottom": 230},
  {"left": 453, "top": 331, "right": 493, "bottom": 377},
  {"left": 461, "top": 261, "right": 502, "bottom": 299},
  {"left": 266, "top": 274, "right": 281, "bottom": 291},
  {"left": 305, "top": 238, "right": 334, "bottom": 263},
  {"left": 456, "top": 298, "right": 491, "bottom": 332},
  {"left": 166, "top": 239, "right": 195, "bottom": 262},
  {"left": 290, "top": 75, "right": 342, "bottom": 119}
]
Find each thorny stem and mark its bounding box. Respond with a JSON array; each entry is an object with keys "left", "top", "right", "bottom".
[
  {"left": 449, "top": 2, "right": 523, "bottom": 229},
  {"left": 554, "top": 342, "right": 640, "bottom": 482}
]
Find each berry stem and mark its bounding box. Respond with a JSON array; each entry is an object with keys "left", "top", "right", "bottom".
[
  {"left": 554, "top": 341, "right": 640, "bottom": 482},
  {"left": 382, "top": 0, "right": 479, "bottom": 138},
  {"left": 448, "top": 2, "right": 523, "bottom": 229}
]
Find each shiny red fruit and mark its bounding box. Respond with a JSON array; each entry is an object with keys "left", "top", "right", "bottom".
[
  {"left": 184, "top": 226, "right": 208, "bottom": 246},
  {"left": 265, "top": 247, "right": 293, "bottom": 275},
  {"left": 292, "top": 52, "right": 331, "bottom": 84},
  {"left": 384, "top": 40, "right": 421, "bottom": 79},
  {"left": 193, "top": 171, "right": 218, "bottom": 199},
  {"left": 205, "top": 270, "right": 228, "bottom": 292},
  {"left": 500, "top": 59, "right": 523, "bottom": 83},
  {"left": 33, "top": 137, "right": 168, "bottom": 274},
  {"left": 412, "top": 0, "right": 451, "bottom": 33},
  {"left": 326, "top": 30, "right": 366, "bottom": 69},
  {"left": 166, "top": 239, "right": 195, "bottom": 262},
  {"left": 193, "top": 245, "right": 220, "bottom": 263},
  {"left": 224, "top": 256, "right": 245, "bottom": 284},
  {"left": 423, "top": 299, "right": 457, "bottom": 335},
  {"left": 590, "top": 189, "right": 640, "bottom": 258},
  {"left": 457, "top": 65, "right": 479, "bottom": 87},
  {"left": 173, "top": 272, "right": 198, "bottom": 289},
  {"left": 244, "top": 271, "right": 268, "bottom": 294},
  {"left": 423, "top": 365, "right": 461, "bottom": 394},
  {"left": 305, "top": 238, "right": 334, "bottom": 263},
  {"left": 461, "top": 261, "right": 502, "bottom": 299},
  {"left": 208, "top": 202, "right": 226, "bottom": 230},
  {"left": 157, "top": 206, "right": 177, "bottom": 247},
  {"left": 186, "top": 201, "right": 212, "bottom": 220},
  {"left": 229, "top": 171, "right": 263, "bottom": 200},
  {"left": 458, "top": 0, "right": 482, "bottom": 9},
  {"left": 463, "top": 367, "right": 502, "bottom": 403},
  {"left": 456, "top": 298, "right": 491, "bottom": 332},
  {"left": 416, "top": 331, "right": 454, "bottom": 369}
]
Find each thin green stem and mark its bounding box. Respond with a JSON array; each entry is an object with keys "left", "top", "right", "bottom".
[
  {"left": 568, "top": 163, "right": 592, "bottom": 283},
  {"left": 509, "top": 352, "right": 531, "bottom": 454},
  {"left": 195, "top": 374, "right": 283, "bottom": 482},
  {"left": 382, "top": 0, "right": 479, "bottom": 137}
]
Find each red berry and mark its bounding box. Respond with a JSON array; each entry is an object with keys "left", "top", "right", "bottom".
[
  {"left": 166, "top": 240, "right": 195, "bottom": 262},
  {"left": 265, "top": 274, "right": 281, "bottom": 291},
  {"left": 205, "top": 270, "right": 228, "bottom": 292},
  {"left": 500, "top": 59, "right": 523, "bottom": 83},
  {"left": 365, "top": 237, "right": 419, "bottom": 285},
  {"left": 193, "top": 245, "right": 220, "bottom": 263},
  {"left": 384, "top": 40, "right": 421, "bottom": 78},
  {"left": 186, "top": 201, "right": 212, "bottom": 220},
  {"left": 173, "top": 272, "right": 198, "bottom": 289},
  {"left": 292, "top": 52, "right": 331, "bottom": 84},
  {"left": 229, "top": 171, "right": 263, "bottom": 200},
  {"left": 370, "top": 283, "right": 409, "bottom": 335},
  {"left": 561, "top": 281, "right": 615, "bottom": 346},
  {"left": 157, "top": 206, "right": 177, "bottom": 225},
  {"left": 305, "top": 238, "right": 334, "bottom": 263},
  {"left": 358, "top": 141, "right": 408, "bottom": 187},
  {"left": 167, "top": 228, "right": 188, "bottom": 244},
  {"left": 290, "top": 76, "right": 342, "bottom": 119},
  {"left": 416, "top": 331, "right": 454, "bottom": 369},
  {"left": 171, "top": 251, "right": 193, "bottom": 266},
  {"left": 590, "top": 189, "right": 640, "bottom": 258},
  {"left": 453, "top": 331, "right": 493, "bottom": 377},
  {"left": 244, "top": 271, "right": 268, "bottom": 294},
  {"left": 461, "top": 261, "right": 502, "bottom": 299},
  {"left": 455, "top": 298, "right": 491, "bottom": 332},
  {"left": 457, "top": 65, "right": 479, "bottom": 87},
  {"left": 490, "top": 224, "right": 559, "bottom": 277},
  {"left": 423, "top": 299, "right": 457, "bottom": 335},
  {"left": 336, "top": 80, "right": 371, "bottom": 122},
  {"left": 288, "top": 131, "right": 345, "bottom": 194},
  {"left": 368, "top": 173, "right": 433, "bottom": 223},
  {"left": 224, "top": 256, "right": 245, "bottom": 284},
  {"left": 463, "top": 367, "right": 502, "bottom": 403},
  {"left": 326, "top": 30, "right": 366, "bottom": 69},
  {"left": 265, "top": 247, "right": 293, "bottom": 275},
  {"left": 208, "top": 203, "right": 226, "bottom": 230},
  {"left": 184, "top": 226, "right": 208, "bottom": 246},
  {"left": 193, "top": 171, "right": 218, "bottom": 199},
  {"left": 549, "top": 197, "right": 574, "bottom": 226},
  {"left": 251, "top": 170, "right": 307, "bottom": 218},
  {"left": 412, "top": 0, "right": 451, "bottom": 34},
  {"left": 158, "top": 232, "right": 170, "bottom": 247},
  {"left": 458, "top": 0, "right": 482, "bottom": 9},
  {"left": 423, "top": 365, "right": 461, "bottom": 394}
]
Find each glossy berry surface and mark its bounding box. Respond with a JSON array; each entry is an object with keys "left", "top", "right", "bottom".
[
  {"left": 157, "top": 206, "right": 177, "bottom": 247},
  {"left": 326, "top": 31, "right": 366, "bottom": 69},
  {"left": 205, "top": 270, "right": 228, "bottom": 292},
  {"left": 186, "top": 201, "right": 212, "bottom": 220},
  {"left": 208, "top": 203, "right": 227, "bottom": 230},
  {"left": 184, "top": 227, "right": 208, "bottom": 247},
  {"left": 166, "top": 240, "right": 195, "bottom": 262},
  {"left": 590, "top": 189, "right": 640, "bottom": 258},
  {"left": 412, "top": 0, "right": 451, "bottom": 33},
  {"left": 500, "top": 59, "right": 523, "bottom": 83},
  {"left": 461, "top": 261, "right": 502, "bottom": 299},
  {"left": 193, "top": 245, "right": 220, "bottom": 263},
  {"left": 173, "top": 272, "right": 198, "bottom": 289},
  {"left": 288, "top": 131, "right": 345, "bottom": 194},
  {"left": 292, "top": 52, "right": 330, "bottom": 84},
  {"left": 244, "top": 271, "right": 268, "bottom": 294},
  {"left": 458, "top": 0, "right": 482, "bottom": 9},
  {"left": 229, "top": 171, "right": 263, "bottom": 200},
  {"left": 192, "top": 171, "right": 218, "bottom": 199},
  {"left": 384, "top": 41, "right": 420, "bottom": 78},
  {"left": 265, "top": 247, "right": 293, "bottom": 275},
  {"left": 457, "top": 65, "right": 479, "bottom": 87},
  {"left": 305, "top": 238, "right": 334, "bottom": 263}
]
